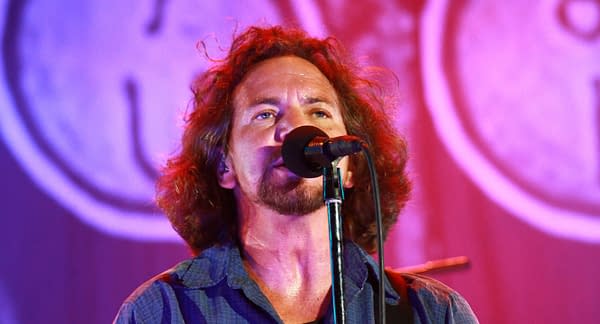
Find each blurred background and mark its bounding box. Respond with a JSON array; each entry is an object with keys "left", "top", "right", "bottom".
[{"left": 1, "top": 0, "right": 599, "bottom": 323}]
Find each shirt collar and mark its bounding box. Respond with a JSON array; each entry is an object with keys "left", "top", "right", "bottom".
[
  {"left": 343, "top": 241, "right": 401, "bottom": 303},
  {"left": 168, "top": 244, "right": 231, "bottom": 288},
  {"left": 171, "top": 241, "right": 400, "bottom": 302}
]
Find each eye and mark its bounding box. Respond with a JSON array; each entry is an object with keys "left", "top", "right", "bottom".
[
  {"left": 312, "top": 109, "right": 332, "bottom": 119},
  {"left": 254, "top": 110, "right": 277, "bottom": 120}
]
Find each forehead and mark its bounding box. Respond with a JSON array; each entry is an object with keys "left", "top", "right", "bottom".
[{"left": 233, "top": 56, "right": 338, "bottom": 100}]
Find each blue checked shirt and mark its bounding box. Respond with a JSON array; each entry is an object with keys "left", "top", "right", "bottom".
[{"left": 114, "top": 242, "right": 478, "bottom": 323}]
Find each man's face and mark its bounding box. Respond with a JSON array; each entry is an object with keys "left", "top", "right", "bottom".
[{"left": 221, "top": 55, "right": 353, "bottom": 215}]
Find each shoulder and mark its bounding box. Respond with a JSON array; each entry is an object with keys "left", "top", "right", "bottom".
[
  {"left": 112, "top": 260, "right": 193, "bottom": 323},
  {"left": 386, "top": 271, "right": 479, "bottom": 323},
  {"left": 399, "top": 272, "right": 458, "bottom": 301},
  {"left": 113, "top": 245, "right": 233, "bottom": 323}
]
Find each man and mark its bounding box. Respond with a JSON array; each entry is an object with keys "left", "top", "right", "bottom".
[{"left": 114, "top": 25, "right": 478, "bottom": 323}]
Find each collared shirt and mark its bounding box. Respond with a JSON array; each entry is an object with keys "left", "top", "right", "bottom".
[{"left": 114, "top": 242, "right": 478, "bottom": 323}]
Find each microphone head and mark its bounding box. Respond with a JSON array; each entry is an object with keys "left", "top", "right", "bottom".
[{"left": 282, "top": 125, "right": 328, "bottom": 178}]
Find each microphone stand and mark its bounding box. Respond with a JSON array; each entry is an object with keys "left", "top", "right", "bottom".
[{"left": 323, "top": 163, "right": 345, "bottom": 324}]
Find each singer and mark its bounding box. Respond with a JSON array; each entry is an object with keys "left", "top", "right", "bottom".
[{"left": 114, "top": 25, "right": 478, "bottom": 323}]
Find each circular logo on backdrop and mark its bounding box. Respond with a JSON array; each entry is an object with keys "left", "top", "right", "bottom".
[
  {"left": 0, "top": 0, "right": 325, "bottom": 241},
  {"left": 421, "top": 0, "right": 600, "bottom": 242}
]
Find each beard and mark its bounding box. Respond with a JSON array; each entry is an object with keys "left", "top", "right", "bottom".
[{"left": 257, "top": 166, "right": 323, "bottom": 215}]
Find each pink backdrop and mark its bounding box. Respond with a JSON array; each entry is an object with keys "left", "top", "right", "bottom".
[{"left": 1, "top": 1, "right": 599, "bottom": 323}]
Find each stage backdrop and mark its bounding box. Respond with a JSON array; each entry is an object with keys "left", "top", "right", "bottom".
[{"left": 1, "top": 1, "right": 599, "bottom": 323}]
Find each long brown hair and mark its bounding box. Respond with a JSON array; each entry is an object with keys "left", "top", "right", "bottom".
[{"left": 156, "top": 26, "right": 411, "bottom": 255}]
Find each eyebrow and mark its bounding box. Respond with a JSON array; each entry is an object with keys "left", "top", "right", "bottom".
[
  {"left": 250, "top": 95, "right": 335, "bottom": 106},
  {"left": 303, "top": 96, "right": 334, "bottom": 105},
  {"left": 250, "top": 96, "right": 281, "bottom": 106}
]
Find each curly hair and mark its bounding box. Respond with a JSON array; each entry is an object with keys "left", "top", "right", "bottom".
[{"left": 156, "top": 25, "right": 411, "bottom": 255}]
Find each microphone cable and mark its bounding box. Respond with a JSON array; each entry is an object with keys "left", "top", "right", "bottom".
[{"left": 360, "top": 144, "right": 386, "bottom": 324}]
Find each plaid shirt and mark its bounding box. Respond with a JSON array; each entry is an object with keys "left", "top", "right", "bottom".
[{"left": 114, "top": 242, "right": 478, "bottom": 323}]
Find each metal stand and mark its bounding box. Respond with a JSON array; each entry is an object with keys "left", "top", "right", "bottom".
[{"left": 323, "top": 165, "right": 345, "bottom": 324}]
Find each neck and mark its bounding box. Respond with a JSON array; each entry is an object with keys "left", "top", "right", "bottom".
[
  {"left": 238, "top": 205, "right": 333, "bottom": 322},
  {"left": 239, "top": 205, "right": 331, "bottom": 280}
]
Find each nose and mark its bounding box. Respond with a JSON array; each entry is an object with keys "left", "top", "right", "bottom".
[{"left": 274, "top": 108, "right": 309, "bottom": 143}]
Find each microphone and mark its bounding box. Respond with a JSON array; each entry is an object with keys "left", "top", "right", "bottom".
[{"left": 281, "top": 125, "right": 366, "bottom": 178}]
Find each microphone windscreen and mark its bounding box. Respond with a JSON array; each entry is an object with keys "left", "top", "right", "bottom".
[{"left": 281, "top": 125, "right": 328, "bottom": 178}]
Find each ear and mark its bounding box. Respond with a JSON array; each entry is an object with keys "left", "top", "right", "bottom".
[
  {"left": 217, "top": 154, "right": 236, "bottom": 189},
  {"left": 343, "top": 169, "right": 354, "bottom": 189}
]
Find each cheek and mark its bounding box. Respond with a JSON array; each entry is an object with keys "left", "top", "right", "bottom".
[
  {"left": 229, "top": 140, "right": 265, "bottom": 179},
  {"left": 322, "top": 122, "right": 350, "bottom": 141}
]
